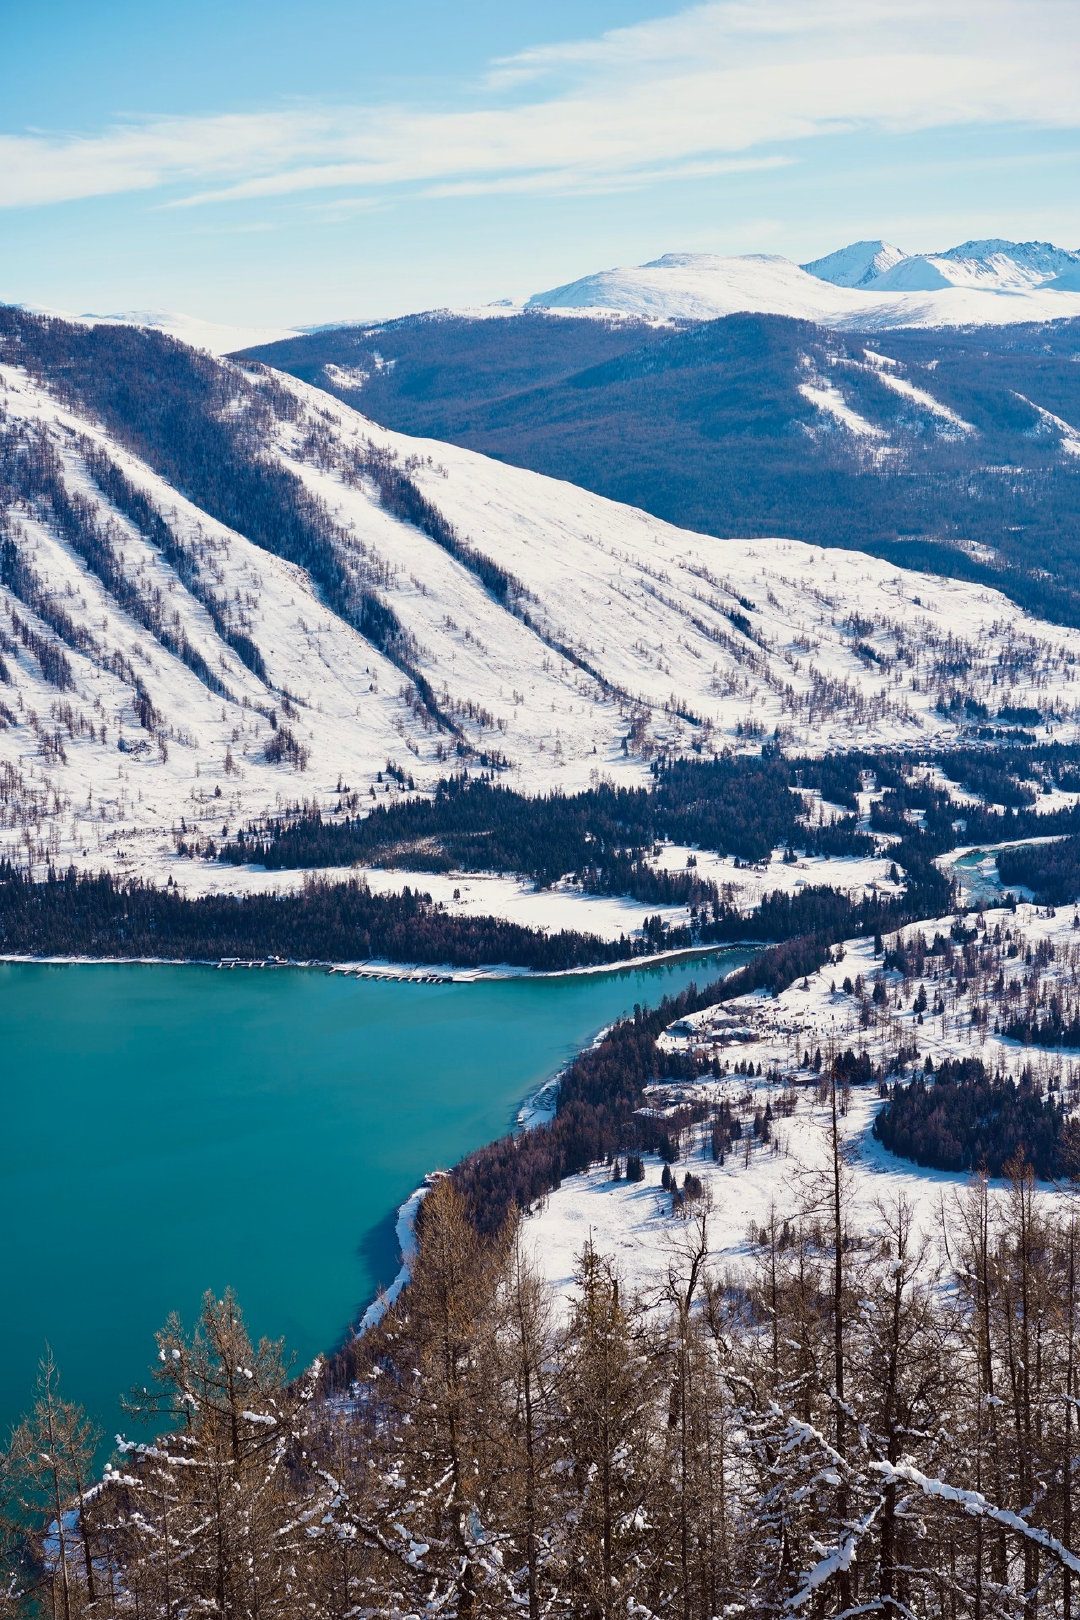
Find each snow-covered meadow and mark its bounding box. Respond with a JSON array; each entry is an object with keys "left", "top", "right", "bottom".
[{"left": 524, "top": 901, "right": 1080, "bottom": 1304}]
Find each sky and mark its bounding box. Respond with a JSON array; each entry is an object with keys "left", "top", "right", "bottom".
[{"left": 3, "top": 0, "right": 1080, "bottom": 328}]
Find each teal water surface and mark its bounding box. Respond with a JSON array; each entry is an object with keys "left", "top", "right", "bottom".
[{"left": 0, "top": 950, "right": 749, "bottom": 1446}]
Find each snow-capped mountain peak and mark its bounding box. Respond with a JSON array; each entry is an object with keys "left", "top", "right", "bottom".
[
  {"left": 526, "top": 237, "right": 1080, "bottom": 329},
  {"left": 937, "top": 238, "right": 1080, "bottom": 278},
  {"left": 799, "top": 240, "right": 907, "bottom": 288},
  {"left": 807, "top": 236, "right": 1080, "bottom": 295},
  {"left": 869, "top": 240, "right": 1080, "bottom": 294}
]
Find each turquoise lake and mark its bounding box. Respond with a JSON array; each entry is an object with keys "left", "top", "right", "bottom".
[{"left": 0, "top": 950, "right": 749, "bottom": 1446}]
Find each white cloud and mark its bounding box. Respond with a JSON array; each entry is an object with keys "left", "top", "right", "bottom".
[
  {"left": 2, "top": 0, "right": 1079, "bottom": 211},
  {"left": 420, "top": 155, "right": 792, "bottom": 201}
]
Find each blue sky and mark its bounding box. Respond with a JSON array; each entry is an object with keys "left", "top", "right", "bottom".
[{"left": 3, "top": 0, "right": 1080, "bottom": 326}]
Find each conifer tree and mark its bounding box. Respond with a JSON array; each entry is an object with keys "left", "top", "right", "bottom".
[
  {"left": 558, "top": 1241, "right": 661, "bottom": 1619},
  {"left": 0, "top": 1350, "right": 100, "bottom": 1620}
]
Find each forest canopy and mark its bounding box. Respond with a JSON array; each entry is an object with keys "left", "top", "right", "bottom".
[{"left": 873, "top": 1057, "right": 1080, "bottom": 1179}]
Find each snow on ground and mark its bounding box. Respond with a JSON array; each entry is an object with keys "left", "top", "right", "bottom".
[
  {"left": 56, "top": 840, "right": 903, "bottom": 950},
  {"left": 865, "top": 365, "right": 977, "bottom": 434},
  {"left": 0, "top": 362, "right": 440, "bottom": 880},
  {"left": 360, "top": 869, "right": 688, "bottom": 939},
  {"left": 20, "top": 305, "right": 299, "bottom": 356},
  {"left": 525, "top": 902, "right": 1080, "bottom": 1304},
  {"left": 911, "top": 765, "right": 987, "bottom": 809},
  {"left": 664, "top": 902, "right": 1080, "bottom": 1089},
  {"left": 910, "top": 765, "right": 1080, "bottom": 822},
  {"left": 649, "top": 843, "right": 903, "bottom": 909},
  {"left": 304, "top": 377, "right": 1080, "bottom": 760},
  {"left": 797, "top": 378, "right": 886, "bottom": 439},
  {"left": 523, "top": 1090, "right": 1026, "bottom": 1305},
  {"left": 128, "top": 857, "right": 694, "bottom": 942},
  {"left": 1028, "top": 785, "right": 1080, "bottom": 814},
  {"left": 6, "top": 352, "right": 1080, "bottom": 889},
  {"left": 1014, "top": 393, "right": 1080, "bottom": 457}
]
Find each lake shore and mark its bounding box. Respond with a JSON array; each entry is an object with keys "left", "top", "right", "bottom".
[
  {"left": 339, "top": 945, "right": 758, "bottom": 1348},
  {"left": 0, "top": 939, "right": 751, "bottom": 980},
  {"left": 0, "top": 947, "right": 755, "bottom": 1443}
]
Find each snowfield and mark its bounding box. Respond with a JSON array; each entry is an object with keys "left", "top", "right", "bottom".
[
  {"left": 124, "top": 855, "right": 700, "bottom": 943},
  {"left": 112, "top": 842, "right": 902, "bottom": 948},
  {"left": 649, "top": 843, "right": 903, "bottom": 909},
  {"left": 523, "top": 1089, "right": 1010, "bottom": 1306},
  {"left": 4, "top": 349, "right": 1080, "bottom": 899}
]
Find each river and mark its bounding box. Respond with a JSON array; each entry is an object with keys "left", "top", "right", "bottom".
[{"left": 0, "top": 948, "right": 751, "bottom": 1445}]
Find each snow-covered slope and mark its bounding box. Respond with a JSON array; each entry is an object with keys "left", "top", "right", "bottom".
[
  {"left": 817, "top": 236, "right": 1080, "bottom": 300},
  {"left": 526, "top": 253, "right": 850, "bottom": 323},
  {"left": 933, "top": 238, "right": 1080, "bottom": 286},
  {"left": 870, "top": 246, "right": 1078, "bottom": 294},
  {"left": 3, "top": 329, "right": 1080, "bottom": 881},
  {"left": 527, "top": 242, "right": 1080, "bottom": 329},
  {"left": 89, "top": 310, "right": 298, "bottom": 356}
]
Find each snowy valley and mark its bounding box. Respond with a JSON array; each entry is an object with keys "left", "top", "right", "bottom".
[
  {"left": 528, "top": 897, "right": 1080, "bottom": 1303},
  {"left": 7, "top": 290, "right": 1080, "bottom": 1620}
]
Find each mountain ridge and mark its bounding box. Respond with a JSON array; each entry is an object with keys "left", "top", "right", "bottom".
[
  {"left": 3, "top": 306, "right": 1079, "bottom": 888},
  {"left": 800, "top": 240, "right": 907, "bottom": 288},
  {"left": 243, "top": 306, "right": 1080, "bottom": 634},
  {"left": 526, "top": 237, "right": 1080, "bottom": 326}
]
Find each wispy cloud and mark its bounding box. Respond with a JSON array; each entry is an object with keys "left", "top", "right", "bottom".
[
  {"left": 419, "top": 155, "right": 792, "bottom": 201},
  {"left": 2, "top": 0, "right": 1078, "bottom": 211}
]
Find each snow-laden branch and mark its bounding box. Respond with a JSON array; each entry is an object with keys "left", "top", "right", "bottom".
[
  {"left": 774, "top": 1406, "right": 847, "bottom": 1472},
  {"left": 787, "top": 1505, "right": 881, "bottom": 1610},
  {"left": 870, "top": 1461, "right": 1080, "bottom": 1576}
]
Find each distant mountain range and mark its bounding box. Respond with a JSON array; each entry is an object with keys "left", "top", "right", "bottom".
[
  {"left": 525, "top": 238, "right": 1080, "bottom": 328},
  {"left": 244, "top": 304, "right": 1080, "bottom": 632},
  {"left": 25, "top": 237, "right": 1080, "bottom": 356},
  {"left": 802, "top": 237, "right": 1080, "bottom": 292}
]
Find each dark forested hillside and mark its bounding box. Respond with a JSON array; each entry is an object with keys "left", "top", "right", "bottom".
[
  {"left": 874, "top": 1057, "right": 1080, "bottom": 1177},
  {"left": 997, "top": 835, "right": 1080, "bottom": 904},
  {"left": 247, "top": 310, "right": 1080, "bottom": 628},
  {"left": 238, "top": 309, "right": 669, "bottom": 419}
]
